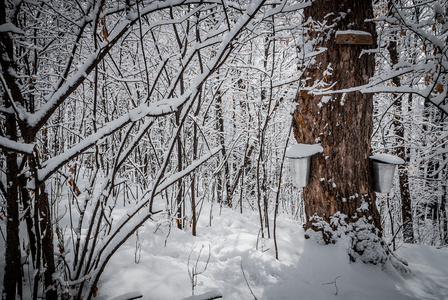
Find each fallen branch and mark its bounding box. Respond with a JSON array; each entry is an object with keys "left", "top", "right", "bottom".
[
  {"left": 240, "top": 260, "right": 257, "bottom": 300},
  {"left": 323, "top": 275, "right": 341, "bottom": 295}
]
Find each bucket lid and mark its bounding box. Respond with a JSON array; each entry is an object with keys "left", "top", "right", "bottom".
[
  {"left": 369, "top": 153, "right": 404, "bottom": 165},
  {"left": 286, "top": 144, "right": 323, "bottom": 159}
]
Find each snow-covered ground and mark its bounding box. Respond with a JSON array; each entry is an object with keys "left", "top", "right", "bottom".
[{"left": 98, "top": 204, "right": 448, "bottom": 300}]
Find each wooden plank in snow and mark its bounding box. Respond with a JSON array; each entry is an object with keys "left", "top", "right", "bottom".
[{"left": 335, "top": 30, "right": 373, "bottom": 45}]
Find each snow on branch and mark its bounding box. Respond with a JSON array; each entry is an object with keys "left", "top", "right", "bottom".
[
  {"left": 37, "top": 0, "right": 268, "bottom": 182},
  {"left": 264, "top": 1, "right": 312, "bottom": 18},
  {"left": 0, "top": 66, "right": 29, "bottom": 125},
  {"left": 36, "top": 92, "right": 190, "bottom": 183},
  {"left": 157, "top": 146, "right": 223, "bottom": 193},
  {"left": 25, "top": 0, "right": 223, "bottom": 134},
  {"left": 0, "top": 136, "right": 35, "bottom": 155},
  {"left": 0, "top": 22, "right": 25, "bottom": 35},
  {"left": 368, "top": 1, "right": 448, "bottom": 116},
  {"left": 307, "top": 1, "right": 448, "bottom": 116},
  {"left": 311, "top": 71, "right": 448, "bottom": 116},
  {"left": 88, "top": 146, "right": 223, "bottom": 295}
]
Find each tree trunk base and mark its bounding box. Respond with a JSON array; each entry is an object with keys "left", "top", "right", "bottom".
[{"left": 305, "top": 212, "right": 411, "bottom": 274}]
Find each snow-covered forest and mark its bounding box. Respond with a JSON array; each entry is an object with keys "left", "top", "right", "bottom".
[{"left": 0, "top": 0, "right": 447, "bottom": 299}]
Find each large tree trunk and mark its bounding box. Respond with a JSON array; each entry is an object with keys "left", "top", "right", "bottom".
[{"left": 293, "top": 0, "right": 384, "bottom": 263}]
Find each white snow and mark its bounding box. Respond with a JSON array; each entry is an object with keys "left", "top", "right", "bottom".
[
  {"left": 286, "top": 143, "right": 323, "bottom": 158},
  {"left": 0, "top": 136, "right": 34, "bottom": 154},
  {"left": 1, "top": 187, "right": 446, "bottom": 300},
  {"left": 96, "top": 204, "right": 448, "bottom": 300},
  {"left": 264, "top": 1, "right": 312, "bottom": 18},
  {"left": 335, "top": 30, "right": 372, "bottom": 36},
  {"left": 370, "top": 153, "right": 405, "bottom": 165},
  {"left": 0, "top": 23, "right": 25, "bottom": 34},
  {"left": 109, "top": 291, "right": 143, "bottom": 300},
  {"left": 182, "top": 290, "right": 222, "bottom": 300}
]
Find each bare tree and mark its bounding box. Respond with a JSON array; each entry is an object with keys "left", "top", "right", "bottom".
[{"left": 0, "top": 1, "right": 271, "bottom": 298}]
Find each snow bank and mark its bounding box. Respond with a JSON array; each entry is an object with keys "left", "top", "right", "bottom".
[{"left": 96, "top": 202, "right": 448, "bottom": 300}]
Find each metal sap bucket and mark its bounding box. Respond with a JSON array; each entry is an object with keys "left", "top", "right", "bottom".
[
  {"left": 286, "top": 144, "right": 323, "bottom": 188},
  {"left": 288, "top": 156, "right": 312, "bottom": 188},
  {"left": 370, "top": 154, "right": 404, "bottom": 194}
]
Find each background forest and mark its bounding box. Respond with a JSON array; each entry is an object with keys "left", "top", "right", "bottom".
[{"left": 0, "top": 0, "right": 446, "bottom": 299}]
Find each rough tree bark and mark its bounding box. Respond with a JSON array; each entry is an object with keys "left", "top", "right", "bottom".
[
  {"left": 3, "top": 118, "right": 22, "bottom": 300},
  {"left": 36, "top": 186, "right": 57, "bottom": 300},
  {"left": 293, "top": 0, "right": 386, "bottom": 263},
  {"left": 1, "top": 2, "right": 22, "bottom": 298}
]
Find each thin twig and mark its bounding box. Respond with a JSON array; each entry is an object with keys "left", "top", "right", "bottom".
[
  {"left": 323, "top": 275, "right": 341, "bottom": 295},
  {"left": 240, "top": 261, "right": 257, "bottom": 300}
]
